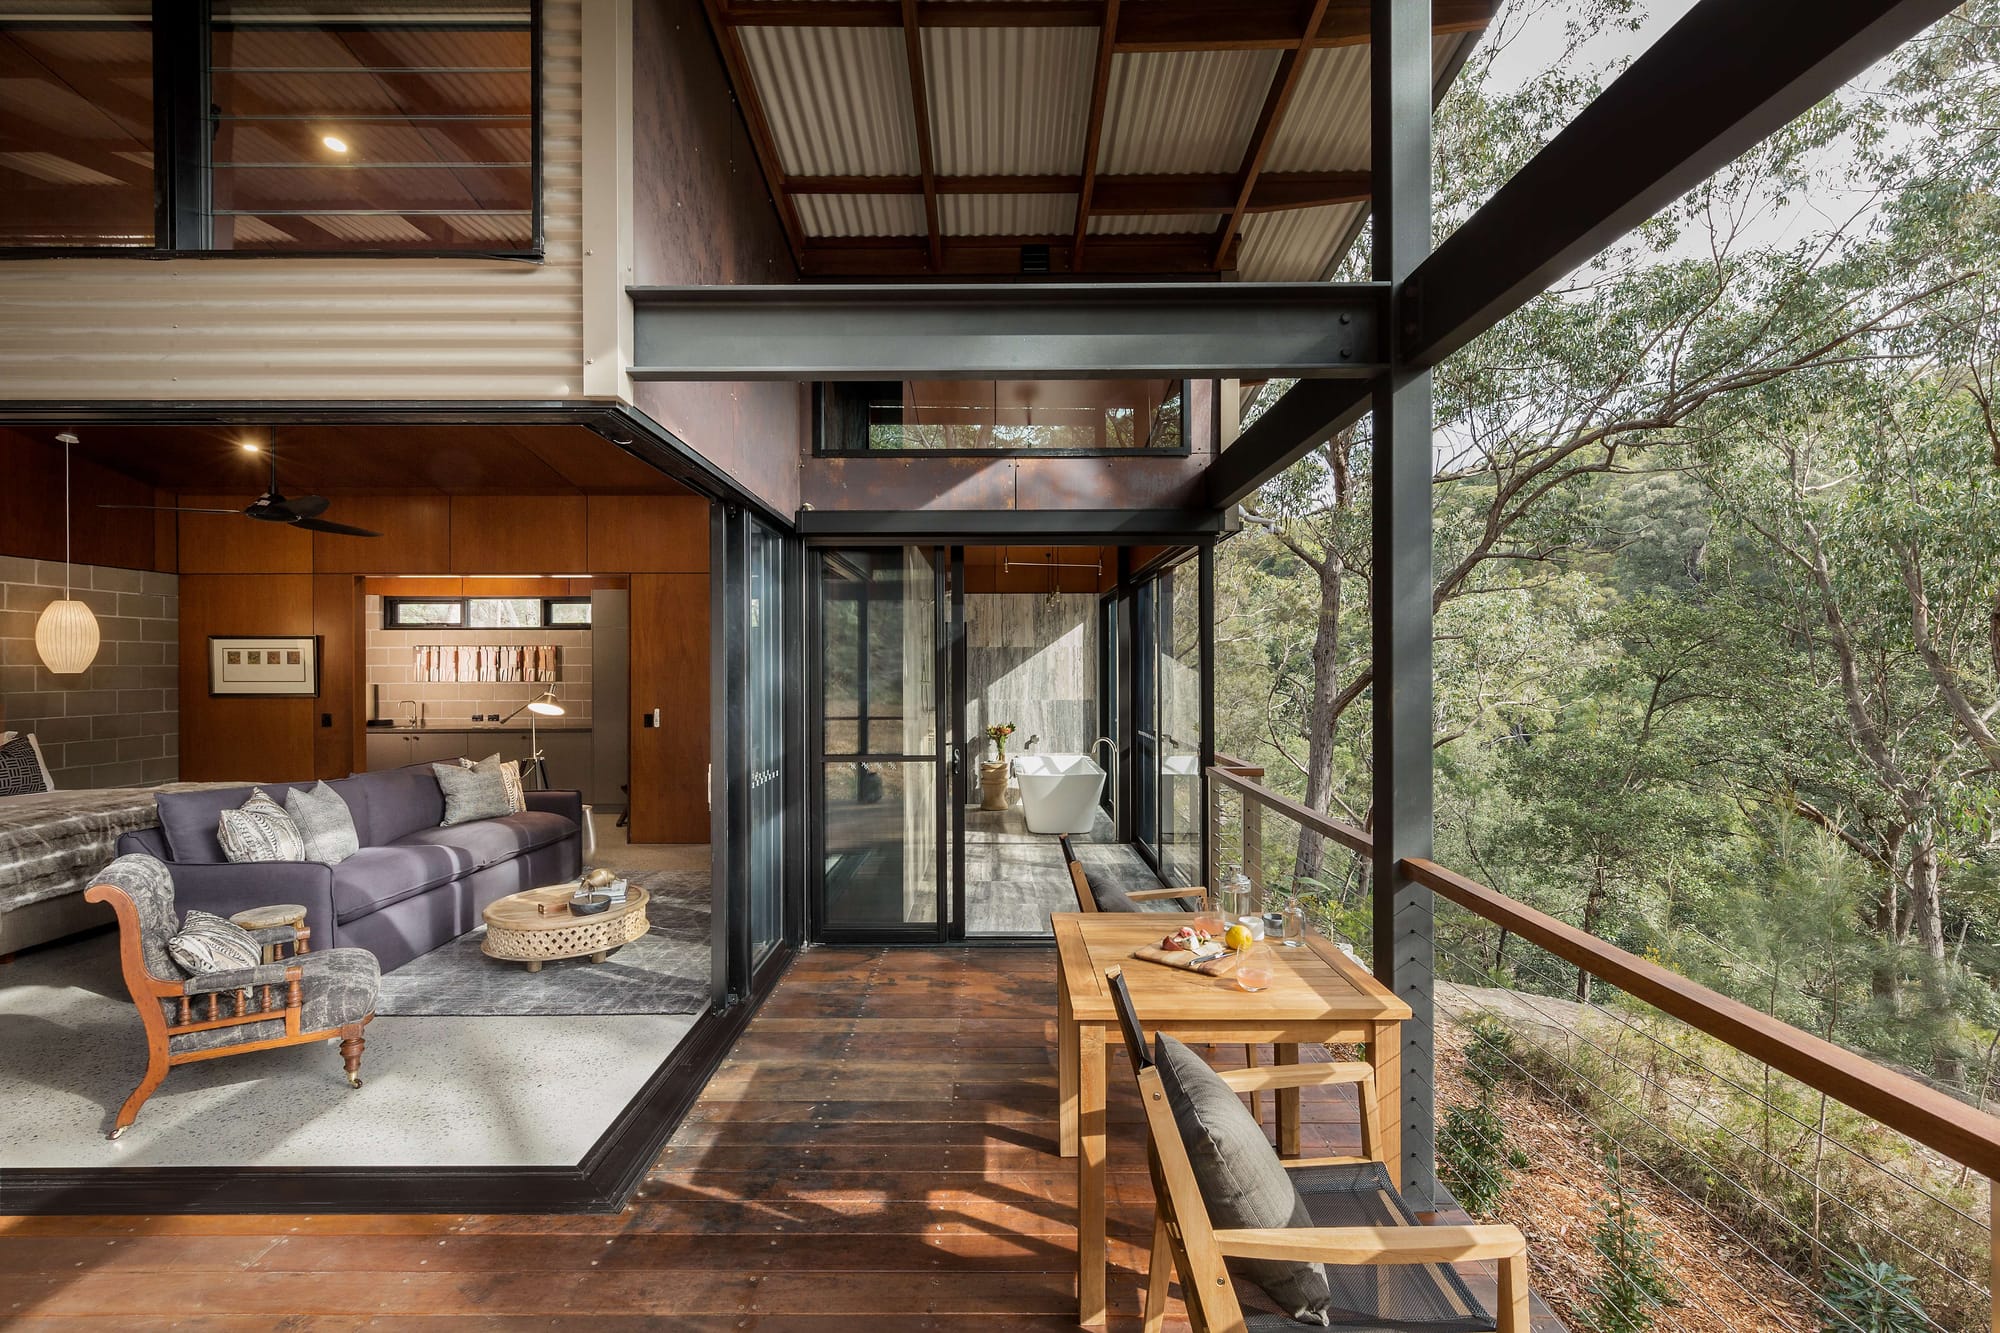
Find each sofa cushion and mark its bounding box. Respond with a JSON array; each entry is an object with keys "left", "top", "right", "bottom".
[
  {"left": 329, "top": 845, "right": 466, "bottom": 924},
  {"left": 433, "top": 761, "right": 511, "bottom": 826},
  {"left": 393, "top": 811, "right": 574, "bottom": 870},
  {"left": 286, "top": 781, "right": 360, "bottom": 865},
  {"left": 349, "top": 766, "right": 446, "bottom": 846},
  {"left": 158, "top": 783, "right": 311, "bottom": 863},
  {"left": 218, "top": 788, "right": 306, "bottom": 864}
]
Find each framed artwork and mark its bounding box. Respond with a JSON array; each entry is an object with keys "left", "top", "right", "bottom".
[{"left": 209, "top": 635, "right": 321, "bottom": 697}]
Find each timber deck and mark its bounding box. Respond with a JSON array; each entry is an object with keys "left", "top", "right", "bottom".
[{"left": 0, "top": 946, "right": 1555, "bottom": 1328}]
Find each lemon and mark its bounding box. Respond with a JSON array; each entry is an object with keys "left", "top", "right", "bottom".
[{"left": 1224, "top": 923, "right": 1254, "bottom": 952}]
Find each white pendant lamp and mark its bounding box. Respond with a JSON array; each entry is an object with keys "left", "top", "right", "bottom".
[{"left": 35, "top": 432, "right": 101, "bottom": 675}]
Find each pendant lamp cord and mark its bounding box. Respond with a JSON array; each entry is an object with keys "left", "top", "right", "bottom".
[{"left": 63, "top": 435, "right": 72, "bottom": 600}]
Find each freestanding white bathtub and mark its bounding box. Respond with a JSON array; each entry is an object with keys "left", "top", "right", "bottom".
[{"left": 1012, "top": 754, "right": 1106, "bottom": 834}]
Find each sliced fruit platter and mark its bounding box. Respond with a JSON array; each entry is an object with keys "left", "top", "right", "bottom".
[{"left": 1131, "top": 924, "right": 1241, "bottom": 976}]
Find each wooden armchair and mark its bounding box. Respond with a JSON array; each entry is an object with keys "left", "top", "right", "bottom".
[
  {"left": 1059, "top": 834, "right": 1200, "bottom": 913},
  {"left": 85, "top": 853, "right": 379, "bottom": 1140},
  {"left": 1107, "top": 966, "right": 1531, "bottom": 1333}
]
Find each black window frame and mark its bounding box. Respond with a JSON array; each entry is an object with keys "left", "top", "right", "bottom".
[
  {"left": 812, "top": 378, "right": 1194, "bottom": 459},
  {"left": 381, "top": 594, "right": 589, "bottom": 630},
  {"left": 0, "top": 0, "right": 544, "bottom": 262}
]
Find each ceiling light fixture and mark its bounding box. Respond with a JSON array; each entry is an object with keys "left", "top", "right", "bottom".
[
  {"left": 35, "top": 433, "right": 102, "bottom": 675},
  {"left": 322, "top": 135, "right": 348, "bottom": 153},
  {"left": 239, "top": 440, "right": 260, "bottom": 453}
]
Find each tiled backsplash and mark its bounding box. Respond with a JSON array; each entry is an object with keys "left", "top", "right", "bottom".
[
  {"left": 364, "top": 595, "right": 593, "bottom": 725},
  {"left": 0, "top": 555, "right": 179, "bottom": 789}
]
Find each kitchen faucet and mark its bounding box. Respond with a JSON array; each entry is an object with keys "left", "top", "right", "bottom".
[{"left": 401, "top": 698, "right": 419, "bottom": 728}]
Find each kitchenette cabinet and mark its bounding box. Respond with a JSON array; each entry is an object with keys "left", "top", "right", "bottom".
[{"left": 364, "top": 728, "right": 596, "bottom": 800}]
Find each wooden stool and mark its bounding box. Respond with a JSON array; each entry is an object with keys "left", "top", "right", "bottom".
[{"left": 229, "top": 903, "right": 310, "bottom": 962}]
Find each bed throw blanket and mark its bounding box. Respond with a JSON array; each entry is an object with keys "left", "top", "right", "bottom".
[{"left": 0, "top": 784, "right": 238, "bottom": 915}]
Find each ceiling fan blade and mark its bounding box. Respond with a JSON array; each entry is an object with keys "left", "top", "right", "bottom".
[
  {"left": 97, "top": 504, "right": 245, "bottom": 514},
  {"left": 277, "top": 494, "right": 330, "bottom": 520},
  {"left": 293, "top": 518, "right": 380, "bottom": 538}
]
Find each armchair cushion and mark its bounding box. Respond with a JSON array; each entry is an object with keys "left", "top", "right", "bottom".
[
  {"left": 165, "top": 909, "right": 261, "bottom": 974},
  {"left": 166, "top": 948, "right": 379, "bottom": 1056},
  {"left": 181, "top": 960, "right": 298, "bottom": 995},
  {"left": 1155, "top": 1032, "right": 1335, "bottom": 1325}
]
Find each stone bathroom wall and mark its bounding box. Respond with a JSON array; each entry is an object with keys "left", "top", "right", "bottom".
[
  {"left": 0, "top": 556, "right": 179, "bottom": 788},
  {"left": 964, "top": 593, "right": 1098, "bottom": 761}
]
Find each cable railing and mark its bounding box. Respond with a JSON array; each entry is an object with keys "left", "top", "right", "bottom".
[{"left": 1205, "top": 760, "right": 2000, "bottom": 1333}]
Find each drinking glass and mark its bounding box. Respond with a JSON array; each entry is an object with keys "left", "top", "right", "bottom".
[
  {"left": 1193, "top": 910, "right": 1225, "bottom": 940},
  {"left": 1236, "top": 943, "right": 1272, "bottom": 993}
]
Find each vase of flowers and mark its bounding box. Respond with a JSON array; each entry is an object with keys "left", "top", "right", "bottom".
[{"left": 979, "top": 721, "right": 1017, "bottom": 811}]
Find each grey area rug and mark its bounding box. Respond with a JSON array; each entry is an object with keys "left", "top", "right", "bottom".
[{"left": 373, "top": 867, "right": 711, "bottom": 1017}]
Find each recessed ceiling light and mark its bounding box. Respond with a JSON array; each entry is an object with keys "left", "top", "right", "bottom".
[
  {"left": 239, "top": 440, "right": 260, "bottom": 453},
  {"left": 322, "top": 135, "right": 348, "bottom": 153}
]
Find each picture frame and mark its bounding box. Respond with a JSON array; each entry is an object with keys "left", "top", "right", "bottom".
[{"left": 209, "top": 635, "right": 322, "bottom": 697}]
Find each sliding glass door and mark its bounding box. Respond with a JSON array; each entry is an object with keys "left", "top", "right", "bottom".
[
  {"left": 813, "top": 548, "right": 948, "bottom": 940},
  {"left": 746, "top": 519, "right": 788, "bottom": 967}
]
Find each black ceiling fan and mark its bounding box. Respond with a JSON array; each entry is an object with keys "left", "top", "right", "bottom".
[{"left": 99, "top": 441, "right": 380, "bottom": 537}]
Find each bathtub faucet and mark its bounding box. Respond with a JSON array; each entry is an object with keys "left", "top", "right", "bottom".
[
  {"left": 1024, "top": 734, "right": 1040, "bottom": 752},
  {"left": 1091, "top": 736, "right": 1114, "bottom": 767}
]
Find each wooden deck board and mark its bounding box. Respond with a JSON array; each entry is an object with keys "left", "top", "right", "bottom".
[{"left": 0, "top": 946, "right": 1558, "bottom": 1330}]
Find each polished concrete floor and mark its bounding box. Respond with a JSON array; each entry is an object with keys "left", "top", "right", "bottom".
[
  {"left": 964, "top": 804, "right": 1170, "bottom": 935},
  {"left": 0, "top": 815, "right": 708, "bottom": 1169}
]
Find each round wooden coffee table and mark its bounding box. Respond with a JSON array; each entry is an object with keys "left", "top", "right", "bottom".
[{"left": 481, "top": 883, "right": 651, "bottom": 972}]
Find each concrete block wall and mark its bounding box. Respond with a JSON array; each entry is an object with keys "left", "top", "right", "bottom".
[{"left": 0, "top": 556, "right": 179, "bottom": 788}]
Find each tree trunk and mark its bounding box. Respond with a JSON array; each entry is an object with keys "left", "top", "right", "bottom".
[
  {"left": 1871, "top": 829, "right": 1904, "bottom": 1014},
  {"left": 1578, "top": 860, "right": 1608, "bottom": 1004},
  {"left": 1907, "top": 839, "right": 1961, "bottom": 1084},
  {"left": 1293, "top": 555, "right": 1344, "bottom": 890}
]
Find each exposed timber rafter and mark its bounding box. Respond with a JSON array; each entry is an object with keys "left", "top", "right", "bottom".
[
  {"left": 898, "top": 0, "right": 944, "bottom": 271},
  {"left": 699, "top": 0, "right": 809, "bottom": 272},
  {"left": 1212, "top": 0, "right": 1331, "bottom": 267},
  {"left": 784, "top": 170, "right": 1372, "bottom": 214},
  {"left": 1071, "top": 0, "right": 1120, "bottom": 268}
]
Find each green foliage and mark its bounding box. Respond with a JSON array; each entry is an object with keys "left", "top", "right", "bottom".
[
  {"left": 1582, "top": 1150, "right": 1677, "bottom": 1333},
  {"left": 1461, "top": 1014, "right": 1517, "bottom": 1094},
  {"left": 1817, "top": 1249, "right": 1929, "bottom": 1333},
  {"left": 1437, "top": 1101, "right": 1513, "bottom": 1215}
]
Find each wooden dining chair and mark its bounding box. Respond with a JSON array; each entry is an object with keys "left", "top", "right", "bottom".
[{"left": 1107, "top": 965, "right": 1531, "bottom": 1333}]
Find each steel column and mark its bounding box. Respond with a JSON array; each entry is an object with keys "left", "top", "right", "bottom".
[{"left": 1371, "top": 0, "right": 1437, "bottom": 1206}]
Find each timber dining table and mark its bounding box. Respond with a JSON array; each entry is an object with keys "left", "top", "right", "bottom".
[{"left": 1052, "top": 911, "right": 1413, "bottom": 1326}]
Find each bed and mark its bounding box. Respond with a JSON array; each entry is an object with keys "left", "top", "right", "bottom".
[{"left": 0, "top": 785, "right": 238, "bottom": 955}]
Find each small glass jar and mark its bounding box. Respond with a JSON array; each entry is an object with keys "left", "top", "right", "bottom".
[{"left": 1280, "top": 897, "right": 1307, "bottom": 947}]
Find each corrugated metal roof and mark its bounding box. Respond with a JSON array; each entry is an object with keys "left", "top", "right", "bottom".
[
  {"left": 1089, "top": 213, "right": 1217, "bottom": 235},
  {"left": 738, "top": 25, "right": 919, "bottom": 177},
  {"left": 797, "top": 192, "right": 926, "bottom": 237},
  {"left": 941, "top": 193, "right": 1074, "bottom": 236},
  {"left": 924, "top": 25, "right": 1094, "bottom": 177},
  {"left": 1097, "top": 49, "right": 1281, "bottom": 175},
  {"left": 1266, "top": 34, "right": 1462, "bottom": 172},
  {"left": 1238, "top": 199, "right": 1367, "bottom": 281}
]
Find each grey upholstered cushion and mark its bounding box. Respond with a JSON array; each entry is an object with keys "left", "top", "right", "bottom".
[
  {"left": 1154, "top": 1032, "right": 1334, "bottom": 1325},
  {"left": 285, "top": 780, "right": 360, "bottom": 865},
  {"left": 97, "top": 852, "right": 184, "bottom": 982},
  {"left": 432, "top": 761, "right": 511, "bottom": 826},
  {"left": 217, "top": 788, "right": 306, "bottom": 863},
  {"left": 166, "top": 909, "right": 263, "bottom": 974},
  {"left": 463, "top": 753, "right": 527, "bottom": 813},
  {"left": 165, "top": 947, "right": 379, "bottom": 1054},
  {"left": 0, "top": 732, "right": 52, "bottom": 796}
]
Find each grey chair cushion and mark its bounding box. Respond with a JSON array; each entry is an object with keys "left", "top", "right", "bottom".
[
  {"left": 166, "top": 947, "right": 379, "bottom": 1054},
  {"left": 166, "top": 909, "right": 262, "bottom": 974},
  {"left": 217, "top": 788, "right": 306, "bottom": 864},
  {"left": 286, "top": 780, "right": 360, "bottom": 865},
  {"left": 1154, "top": 1032, "right": 1334, "bottom": 1325},
  {"left": 432, "top": 762, "right": 511, "bottom": 826}
]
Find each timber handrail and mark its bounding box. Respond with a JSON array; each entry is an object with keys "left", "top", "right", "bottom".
[
  {"left": 1207, "top": 763, "right": 2000, "bottom": 1183},
  {"left": 1208, "top": 763, "right": 1370, "bottom": 855},
  {"left": 1213, "top": 751, "right": 1267, "bottom": 779}
]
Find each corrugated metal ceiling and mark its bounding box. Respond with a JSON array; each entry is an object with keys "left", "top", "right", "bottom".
[{"left": 737, "top": 24, "right": 920, "bottom": 177}]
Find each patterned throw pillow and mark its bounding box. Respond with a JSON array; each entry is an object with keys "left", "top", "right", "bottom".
[
  {"left": 433, "top": 761, "right": 511, "bottom": 826},
  {"left": 461, "top": 753, "right": 526, "bottom": 813},
  {"left": 217, "top": 787, "right": 306, "bottom": 863},
  {"left": 285, "top": 780, "right": 359, "bottom": 865},
  {"left": 0, "top": 732, "right": 53, "bottom": 796},
  {"left": 166, "top": 909, "right": 263, "bottom": 975}
]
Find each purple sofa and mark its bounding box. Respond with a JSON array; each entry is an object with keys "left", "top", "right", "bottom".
[{"left": 115, "top": 766, "right": 584, "bottom": 973}]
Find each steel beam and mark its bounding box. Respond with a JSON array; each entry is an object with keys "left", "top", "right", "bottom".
[
  {"left": 1372, "top": 0, "right": 1437, "bottom": 1208},
  {"left": 796, "top": 508, "right": 1234, "bottom": 542},
  {"left": 1204, "top": 378, "right": 1372, "bottom": 510},
  {"left": 1408, "top": 0, "right": 1960, "bottom": 366},
  {"left": 629, "top": 283, "right": 1385, "bottom": 380}
]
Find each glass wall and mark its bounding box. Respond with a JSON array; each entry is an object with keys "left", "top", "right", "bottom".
[
  {"left": 1158, "top": 560, "right": 1204, "bottom": 887},
  {"left": 746, "top": 519, "right": 785, "bottom": 966},
  {"left": 821, "top": 380, "right": 1186, "bottom": 453},
  {"left": 815, "top": 548, "right": 942, "bottom": 935},
  {"left": 0, "top": 2, "right": 155, "bottom": 248}
]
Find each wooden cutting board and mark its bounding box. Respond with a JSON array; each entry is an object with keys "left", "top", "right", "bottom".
[{"left": 1130, "top": 943, "right": 1241, "bottom": 977}]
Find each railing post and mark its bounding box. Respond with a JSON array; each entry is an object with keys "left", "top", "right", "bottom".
[
  {"left": 1244, "top": 798, "right": 1264, "bottom": 910},
  {"left": 1371, "top": 0, "right": 1438, "bottom": 1207}
]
